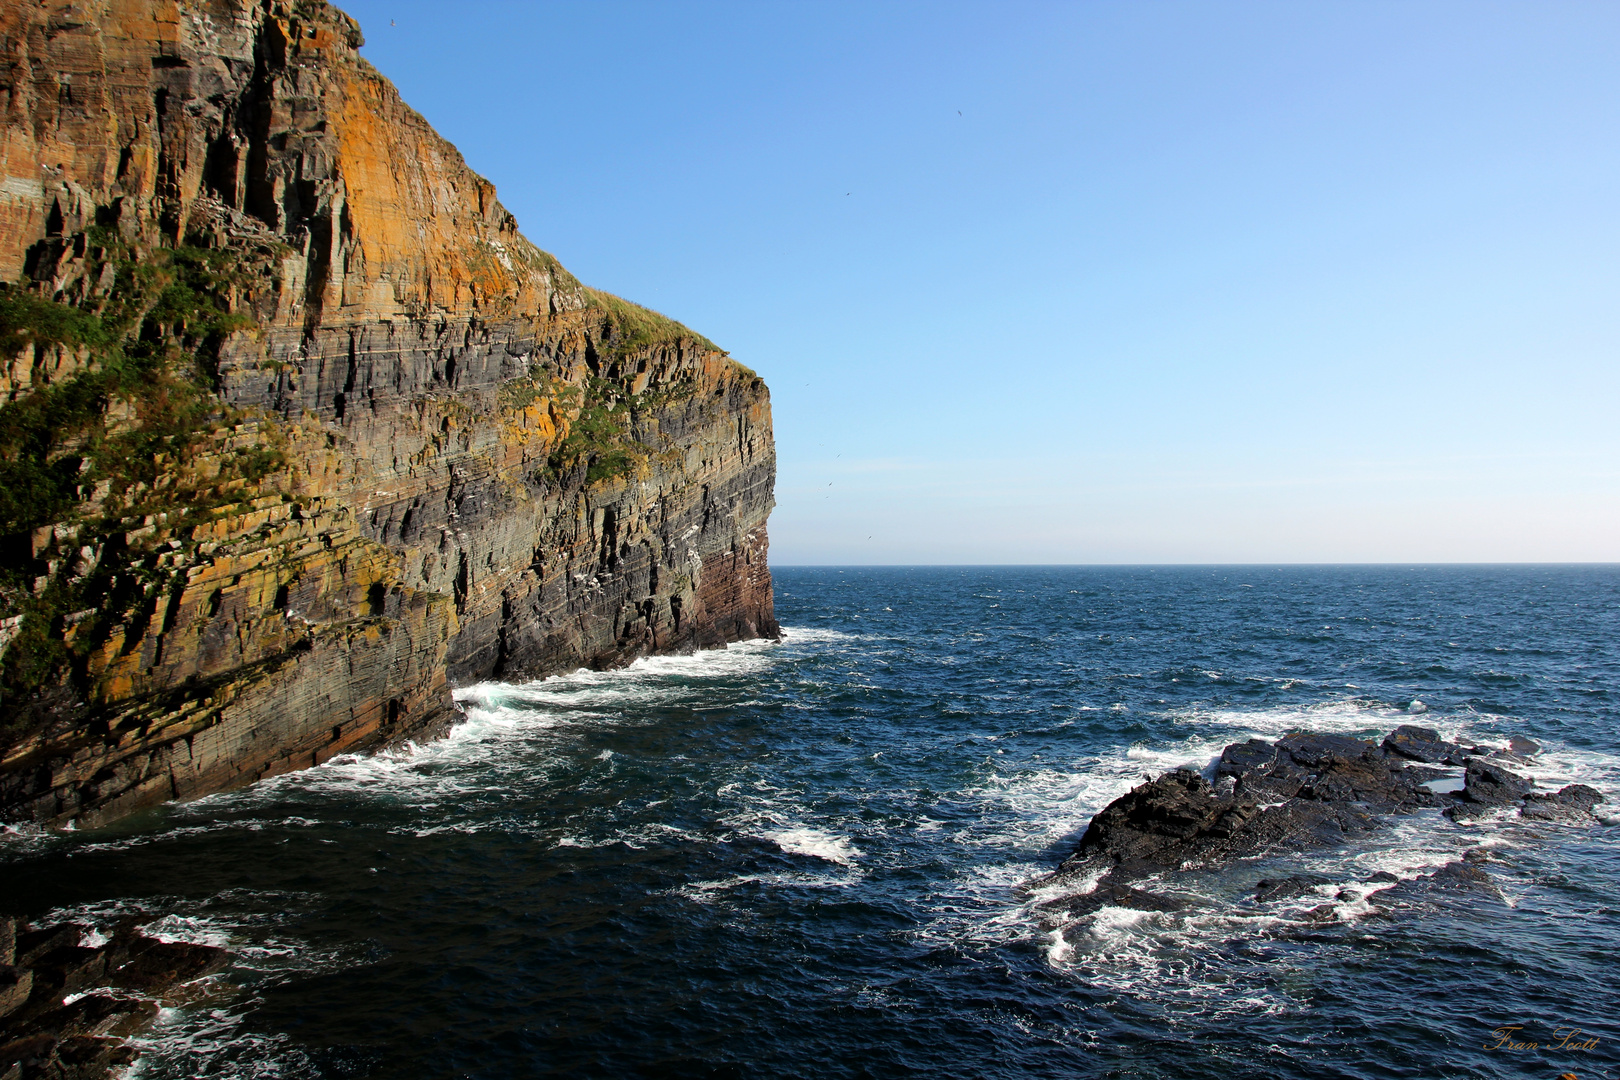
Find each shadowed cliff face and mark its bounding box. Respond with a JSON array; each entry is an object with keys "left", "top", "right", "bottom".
[{"left": 0, "top": 0, "right": 777, "bottom": 827}]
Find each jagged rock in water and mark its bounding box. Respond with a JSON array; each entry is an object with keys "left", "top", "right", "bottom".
[
  {"left": 1034, "top": 726, "right": 1602, "bottom": 924},
  {"left": 1445, "top": 761, "right": 1536, "bottom": 821},
  {"left": 1520, "top": 783, "right": 1604, "bottom": 823},
  {"left": 102, "top": 933, "right": 229, "bottom": 993},
  {"left": 0, "top": 916, "right": 226, "bottom": 1080},
  {"left": 1061, "top": 731, "right": 1436, "bottom": 883},
  {"left": 1462, "top": 761, "right": 1533, "bottom": 805},
  {"left": 0, "top": 0, "right": 778, "bottom": 828},
  {"left": 1382, "top": 724, "right": 1465, "bottom": 764},
  {"left": 1214, "top": 738, "right": 1276, "bottom": 777}
]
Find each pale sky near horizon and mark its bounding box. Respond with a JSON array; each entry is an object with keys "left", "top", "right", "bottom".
[{"left": 343, "top": 0, "right": 1620, "bottom": 564}]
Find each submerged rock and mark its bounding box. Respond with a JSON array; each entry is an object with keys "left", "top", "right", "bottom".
[
  {"left": 1366, "top": 855, "right": 1507, "bottom": 911},
  {"left": 1254, "top": 874, "right": 1335, "bottom": 902}
]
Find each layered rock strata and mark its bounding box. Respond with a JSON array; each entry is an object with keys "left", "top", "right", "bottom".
[{"left": 0, "top": 0, "right": 777, "bottom": 827}]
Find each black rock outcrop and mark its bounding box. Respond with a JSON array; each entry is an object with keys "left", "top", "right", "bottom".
[
  {"left": 1520, "top": 783, "right": 1605, "bottom": 823},
  {"left": 1382, "top": 724, "right": 1467, "bottom": 764},
  {"left": 1037, "top": 726, "right": 1604, "bottom": 920}
]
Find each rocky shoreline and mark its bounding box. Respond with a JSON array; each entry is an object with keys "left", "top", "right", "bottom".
[
  {"left": 0, "top": 916, "right": 228, "bottom": 1080},
  {"left": 1034, "top": 725, "right": 1606, "bottom": 921}
]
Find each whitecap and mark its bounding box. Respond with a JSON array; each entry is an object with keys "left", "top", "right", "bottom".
[{"left": 765, "top": 827, "right": 860, "bottom": 866}]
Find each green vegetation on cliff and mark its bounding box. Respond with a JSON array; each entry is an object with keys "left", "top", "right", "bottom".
[
  {"left": 559, "top": 377, "right": 641, "bottom": 484},
  {"left": 0, "top": 290, "right": 112, "bottom": 357},
  {"left": 0, "top": 239, "right": 277, "bottom": 733},
  {"left": 0, "top": 242, "right": 261, "bottom": 536},
  {"left": 582, "top": 287, "right": 719, "bottom": 358},
  {"left": 541, "top": 368, "right": 711, "bottom": 487}
]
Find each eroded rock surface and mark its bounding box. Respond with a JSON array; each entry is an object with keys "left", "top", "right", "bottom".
[
  {"left": 0, "top": 915, "right": 226, "bottom": 1080},
  {"left": 1520, "top": 783, "right": 1604, "bottom": 823},
  {"left": 0, "top": 1, "right": 777, "bottom": 827},
  {"left": 1037, "top": 727, "right": 1604, "bottom": 920},
  {"left": 1382, "top": 723, "right": 1467, "bottom": 764}
]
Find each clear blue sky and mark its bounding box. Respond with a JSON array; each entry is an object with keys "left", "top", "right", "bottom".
[{"left": 342, "top": 0, "right": 1620, "bottom": 564}]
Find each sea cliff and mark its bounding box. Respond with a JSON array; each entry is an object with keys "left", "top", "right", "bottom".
[{"left": 0, "top": 0, "right": 777, "bottom": 828}]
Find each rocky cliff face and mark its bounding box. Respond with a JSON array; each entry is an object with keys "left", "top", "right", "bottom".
[{"left": 0, "top": 0, "right": 778, "bottom": 828}]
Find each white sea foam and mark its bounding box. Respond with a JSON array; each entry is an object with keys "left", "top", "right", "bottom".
[
  {"left": 674, "top": 868, "right": 861, "bottom": 902},
  {"left": 122, "top": 634, "right": 821, "bottom": 832},
  {"left": 126, "top": 1006, "right": 317, "bottom": 1080},
  {"left": 551, "top": 821, "right": 710, "bottom": 851},
  {"left": 456, "top": 637, "right": 785, "bottom": 713},
  {"left": 953, "top": 733, "right": 1232, "bottom": 856},
  {"left": 1185, "top": 699, "right": 1412, "bottom": 738},
  {"left": 138, "top": 914, "right": 234, "bottom": 948},
  {"left": 1044, "top": 927, "right": 1073, "bottom": 964},
  {"left": 765, "top": 827, "right": 860, "bottom": 866},
  {"left": 29, "top": 892, "right": 353, "bottom": 975}
]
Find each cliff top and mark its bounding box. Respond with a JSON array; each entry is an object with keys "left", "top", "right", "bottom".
[{"left": 0, "top": 0, "right": 724, "bottom": 359}]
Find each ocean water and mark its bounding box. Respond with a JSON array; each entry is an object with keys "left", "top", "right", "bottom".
[{"left": 4, "top": 565, "right": 1619, "bottom": 1080}]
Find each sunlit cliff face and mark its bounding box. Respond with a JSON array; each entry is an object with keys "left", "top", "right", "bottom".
[{"left": 0, "top": 0, "right": 775, "bottom": 828}]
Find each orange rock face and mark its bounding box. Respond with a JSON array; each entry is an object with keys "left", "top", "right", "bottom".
[{"left": 0, "top": 0, "right": 777, "bottom": 827}]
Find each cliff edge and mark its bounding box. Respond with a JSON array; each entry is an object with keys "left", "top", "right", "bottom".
[{"left": 0, "top": 0, "right": 778, "bottom": 827}]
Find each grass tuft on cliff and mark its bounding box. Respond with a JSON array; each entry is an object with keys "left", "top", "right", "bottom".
[{"left": 582, "top": 287, "right": 720, "bottom": 357}]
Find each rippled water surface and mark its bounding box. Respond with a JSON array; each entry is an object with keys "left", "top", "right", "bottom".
[{"left": 5, "top": 566, "right": 1620, "bottom": 1079}]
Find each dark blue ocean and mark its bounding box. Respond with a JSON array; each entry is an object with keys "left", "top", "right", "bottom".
[{"left": 5, "top": 566, "right": 1619, "bottom": 1079}]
